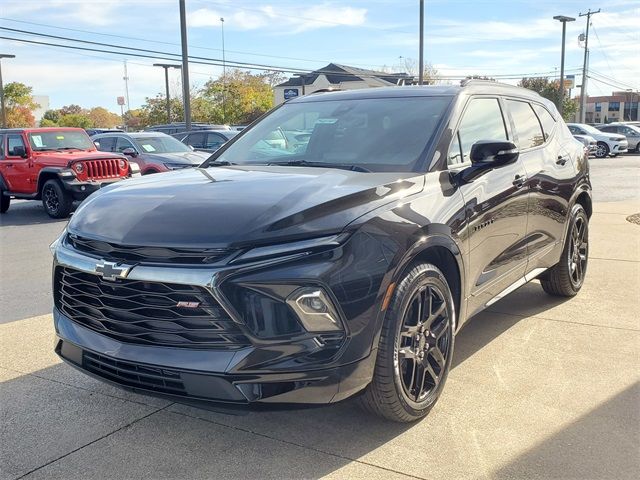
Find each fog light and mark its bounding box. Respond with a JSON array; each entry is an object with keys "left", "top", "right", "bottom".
[
  {"left": 286, "top": 287, "right": 343, "bottom": 332},
  {"left": 74, "top": 162, "right": 84, "bottom": 173}
]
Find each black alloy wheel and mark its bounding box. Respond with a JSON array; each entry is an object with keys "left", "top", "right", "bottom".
[
  {"left": 540, "top": 203, "right": 589, "bottom": 296},
  {"left": 359, "top": 263, "right": 455, "bottom": 422},
  {"left": 42, "top": 179, "right": 73, "bottom": 219}
]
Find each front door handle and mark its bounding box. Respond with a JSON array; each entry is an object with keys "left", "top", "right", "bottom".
[
  {"left": 512, "top": 174, "right": 526, "bottom": 188},
  {"left": 556, "top": 155, "right": 569, "bottom": 166}
]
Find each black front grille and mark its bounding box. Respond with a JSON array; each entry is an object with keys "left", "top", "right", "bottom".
[
  {"left": 66, "top": 234, "right": 232, "bottom": 264},
  {"left": 55, "top": 267, "right": 250, "bottom": 349},
  {"left": 83, "top": 351, "right": 187, "bottom": 396}
]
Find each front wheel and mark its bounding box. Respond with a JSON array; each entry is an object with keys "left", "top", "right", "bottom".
[
  {"left": 42, "top": 179, "right": 73, "bottom": 218},
  {"left": 595, "top": 142, "right": 609, "bottom": 158},
  {"left": 540, "top": 204, "right": 589, "bottom": 297},
  {"left": 0, "top": 191, "right": 10, "bottom": 213},
  {"left": 359, "top": 263, "right": 455, "bottom": 422}
]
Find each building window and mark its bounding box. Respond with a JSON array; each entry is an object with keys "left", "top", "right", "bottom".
[
  {"left": 594, "top": 102, "right": 601, "bottom": 112},
  {"left": 608, "top": 101, "right": 620, "bottom": 111}
]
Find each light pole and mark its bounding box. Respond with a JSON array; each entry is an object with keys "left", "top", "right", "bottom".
[
  {"left": 553, "top": 15, "right": 575, "bottom": 118},
  {"left": 153, "top": 63, "right": 181, "bottom": 123},
  {"left": 418, "top": 0, "right": 424, "bottom": 85},
  {"left": 0, "top": 54, "right": 16, "bottom": 128},
  {"left": 179, "top": 0, "right": 191, "bottom": 130},
  {"left": 220, "top": 17, "right": 226, "bottom": 124}
]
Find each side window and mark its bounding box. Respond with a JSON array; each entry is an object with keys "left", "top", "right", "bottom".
[
  {"left": 532, "top": 104, "right": 556, "bottom": 141},
  {"left": 7, "top": 135, "right": 27, "bottom": 157},
  {"left": 0, "top": 135, "right": 5, "bottom": 159},
  {"left": 205, "top": 133, "right": 226, "bottom": 150},
  {"left": 186, "top": 133, "right": 205, "bottom": 148},
  {"left": 452, "top": 97, "right": 508, "bottom": 165},
  {"left": 116, "top": 137, "right": 136, "bottom": 153},
  {"left": 95, "top": 136, "right": 116, "bottom": 152},
  {"left": 506, "top": 100, "right": 545, "bottom": 149}
]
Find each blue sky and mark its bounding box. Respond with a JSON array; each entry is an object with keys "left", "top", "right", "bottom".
[{"left": 1, "top": 0, "right": 638, "bottom": 112}]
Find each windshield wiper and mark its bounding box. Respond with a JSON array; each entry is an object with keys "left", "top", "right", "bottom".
[
  {"left": 207, "top": 160, "right": 236, "bottom": 167},
  {"left": 267, "top": 160, "right": 371, "bottom": 173},
  {"left": 55, "top": 147, "right": 82, "bottom": 151}
]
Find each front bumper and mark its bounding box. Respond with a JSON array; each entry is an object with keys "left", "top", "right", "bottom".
[
  {"left": 60, "top": 177, "right": 125, "bottom": 200},
  {"left": 54, "top": 308, "right": 373, "bottom": 407},
  {"left": 612, "top": 142, "right": 628, "bottom": 154}
]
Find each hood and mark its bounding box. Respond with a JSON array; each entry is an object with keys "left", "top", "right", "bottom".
[
  {"left": 68, "top": 166, "right": 424, "bottom": 248},
  {"left": 595, "top": 132, "right": 625, "bottom": 141},
  {"left": 34, "top": 150, "right": 124, "bottom": 166},
  {"left": 142, "top": 151, "right": 209, "bottom": 165}
]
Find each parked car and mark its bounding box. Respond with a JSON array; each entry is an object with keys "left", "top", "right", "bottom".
[
  {"left": 566, "top": 123, "right": 628, "bottom": 158},
  {"left": 85, "top": 128, "right": 123, "bottom": 136},
  {"left": 596, "top": 123, "right": 640, "bottom": 152},
  {"left": 0, "top": 127, "right": 137, "bottom": 218},
  {"left": 91, "top": 132, "right": 210, "bottom": 174},
  {"left": 572, "top": 134, "right": 597, "bottom": 155},
  {"left": 51, "top": 82, "right": 591, "bottom": 422},
  {"left": 144, "top": 122, "right": 230, "bottom": 135},
  {"left": 172, "top": 129, "right": 239, "bottom": 153}
]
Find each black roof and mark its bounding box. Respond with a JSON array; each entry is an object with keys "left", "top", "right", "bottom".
[{"left": 277, "top": 63, "right": 412, "bottom": 87}]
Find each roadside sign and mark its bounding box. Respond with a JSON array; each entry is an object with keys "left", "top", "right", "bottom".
[
  {"left": 564, "top": 75, "right": 575, "bottom": 89},
  {"left": 284, "top": 88, "right": 299, "bottom": 100},
  {"left": 117, "top": 96, "right": 125, "bottom": 106}
]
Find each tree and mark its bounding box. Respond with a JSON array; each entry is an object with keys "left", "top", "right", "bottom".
[
  {"left": 518, "top": 77, "right": 578, "bottom": 121},
  {"left": 42, "top": 109, "right": 61, "bottom": 125},
  {"left": 397, "top": 58, "right": 439, "bottom": 85},
  {"left": 39, "top": 118, "right": 58, "bottom": 127},
  {"left": 2, "top": 82, "right": 39, "bottom": 127},
  {"left": 139, "top": 94, "right": 184, "bottom": 126},
  {"left": 58, "top": 113, "right": 92, "bottom": 128},
  {"left": 86, "top": 107, "right": 121, "bottom": 128},
  {"left": 58, "top": 104, "right": 83, "bottom": 116}
]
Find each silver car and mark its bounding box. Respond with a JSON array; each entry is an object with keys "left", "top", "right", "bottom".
[{"left": 597, "top": 123, "right": 640, "bottom": 153}]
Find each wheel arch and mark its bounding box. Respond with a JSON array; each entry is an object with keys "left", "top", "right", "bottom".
[{"left": 36, "top": 168, "right": 65, "bottom": 200}]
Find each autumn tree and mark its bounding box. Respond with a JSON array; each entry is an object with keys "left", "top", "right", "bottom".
[
  {"left": 2, "top": 82, "right": 39, "bottom": 127},
  {"left": 86, "top": 107, "right": 121, "bottom": 128},
  {"left": 519, "top": 77, "right": 578, "bottom": 121},
  {"left": 58, "top": 113, "right": 93, "bottom": 128}
]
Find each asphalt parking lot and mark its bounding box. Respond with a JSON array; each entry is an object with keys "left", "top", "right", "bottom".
[{"left": 1, "top": 155, "right": 639, "bottom": 479}]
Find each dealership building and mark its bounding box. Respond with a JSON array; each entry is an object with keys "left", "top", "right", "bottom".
[
  {"left": 579, "top": 91, "right": 640, "bottom": 123},
  {"left": 273, "top": 63, "right": 413, "bottom": 105}
]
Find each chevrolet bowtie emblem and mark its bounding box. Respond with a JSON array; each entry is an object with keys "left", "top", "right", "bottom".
[{"left": 95, "top": 261, "right": 131, "bottom": 281}]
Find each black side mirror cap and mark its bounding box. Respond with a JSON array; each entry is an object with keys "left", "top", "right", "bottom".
[
  {"left": 457, "top": 140, "right": 519, "bottom": 184},
  {"left": 12, "top": 146, "right": 28, "bottom": 158}
]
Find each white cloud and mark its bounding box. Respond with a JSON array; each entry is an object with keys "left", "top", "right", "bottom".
[{"left": 187, "top": 3, "right": 367, "bottom": 33}]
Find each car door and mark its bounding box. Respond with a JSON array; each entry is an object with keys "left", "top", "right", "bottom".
[
  {"left": 2, "top": 133, "right": 32, "bottom": 193},
  {"left": 505, "top": 100, "right": 574, "bottom": 273},
  {"left": 620, "top": 126, "right": 640, "bottom": 150},
  {"left": 184, "top": 132, "right": 206, "bottom": 150},
  {"left": 448, "top": 96, "right": 529, "bottom": 314}
]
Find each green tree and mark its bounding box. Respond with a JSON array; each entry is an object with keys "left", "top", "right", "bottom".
[
  {"left": 2, "top": 82, "right": 39, "bottom": 127},
  {"left": 139, "top": 94, "right": 184, "bottom": 126},
  {"left": 59, "top": 104, "right": 83, "bottom": 116},
  {"left": 518, "top": 77, "right": 577, "bottom": 121},
  {"left": 39, "top": 118, "right": 58, "bottom": 127},
  {"left": 42, "top": 109, "right": 61, "bottom": 125},
  {"left": 59, "top": 113, "right": 92, "bottom": 128}
]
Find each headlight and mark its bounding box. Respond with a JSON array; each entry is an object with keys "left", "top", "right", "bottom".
[
  {"left": 232, "top": 233, "right": 348, "bottom": 264},
  {"left": 73, "top": 162, "right": 84, "bottom": 173},
  {"left": 286, "top": 287, "right": 343, "bottom": 332},
  {"left": 49, "top": 229, "right": 67, "bottom": 256},
  {"left": 118, "top": 159, "right": 126, "bottom": 169}
]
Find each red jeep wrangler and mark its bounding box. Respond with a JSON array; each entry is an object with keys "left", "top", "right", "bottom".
[{"left": 0, "top": 127, "right": 139, "bottom": 218}]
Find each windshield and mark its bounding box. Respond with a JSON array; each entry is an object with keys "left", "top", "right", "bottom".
[
  {"left": 133, "top": 135, "right": 192, "bottom": 153},
  {"left": 212, "top": 96, "right": 452, "bottom": 172},
  {"left": 28, "top": 131, "right": 94, "bottom": 151},
  {"left": 580, "top": 124, "right": 603, "bottom": 135}
]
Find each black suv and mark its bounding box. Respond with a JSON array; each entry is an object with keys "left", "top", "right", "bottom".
[{"left": 51, "top": 82, "right": 591, "bottom": 422}]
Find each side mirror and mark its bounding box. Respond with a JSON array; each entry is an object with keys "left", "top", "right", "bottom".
[
  {"left": 122, "top": 147, "right": 138, "bottom": 157},
  {"left": 93, "top": 141, "right": 100, "bottom": 149},
  {"left": 189, "top": 145, "right": 195, "bottom": 151},
  {"left": 458, "top": 140, "right": 519, "bottom": 184},
  {"left": 12, "top": 146, "right": 28, "bottom": 158}
]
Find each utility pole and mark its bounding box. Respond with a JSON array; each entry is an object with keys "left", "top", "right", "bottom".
[
  {"left": 418, "top": 0, "right": 424, "bottom": 85},
  {"left": 123, "top": 60, "right": 131, "bottom": 131},
  {"left": 179, "top": 0, "right": 191, "bottom": 130},
  {"left": 0, "top": 54, "right": 16, "bottom": 128},
  {"left": 578, "top": 9, "right": 600, "bottom": 123},
  {"left": 220, "top": 17, "right": 226, "bottom": 124},
  {"left": 553, "top": 15, "right": 575, "bottom": 118},
  {"left": 153, "top": 63, "right": 181, "bottom": 123}
]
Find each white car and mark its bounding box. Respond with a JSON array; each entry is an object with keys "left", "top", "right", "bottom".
[
  {"left": 596, "top": 123, "right": 640, "bottom": 153},
  {"left": 572, "top": 134, "right": 597, "bottom": 156},
  {"left": 567, "top": 123, "right": 628, "bottom": 158}
]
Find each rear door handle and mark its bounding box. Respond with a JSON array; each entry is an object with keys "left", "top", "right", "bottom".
[
  {"left": 556, "top": 155, "right": 569, "bottom": 166},
  {"left": 512, "top": 174, "right": 527, "bottom": 188}
]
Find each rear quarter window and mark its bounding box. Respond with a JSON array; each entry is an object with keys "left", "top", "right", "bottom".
[{"left": 506, "top": 100, "right": 545, "bottom": 149}]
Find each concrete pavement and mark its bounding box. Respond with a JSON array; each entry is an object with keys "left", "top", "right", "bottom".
[{"left": 1, "top": 201, "right": 639, "bottom": 479}]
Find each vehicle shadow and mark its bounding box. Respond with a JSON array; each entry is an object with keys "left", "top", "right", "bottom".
[{"left": 0, "top": 200, "right": 74, "bottom": 227}]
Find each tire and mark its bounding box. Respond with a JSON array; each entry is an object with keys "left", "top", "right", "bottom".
[
  {"left": 635, "top": 143, "right": 640, "bottom": 153},
  {"left": 595, "top": 142, "right": 609, "bottom": 158},
  {"left": 0, "top": 192, "right": 10, "bottom": 213},
  {"left": 41, "top": 179, "right": 73, "bottom": 218},
  {"left": 540, "top": 204, "right": 589, "bottom": 297},
  {"left": 359, "top": 263, "right": 455, "bottom": 422}
]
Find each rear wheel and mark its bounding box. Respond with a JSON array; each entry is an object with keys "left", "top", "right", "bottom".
[
  {"left": 359, "top": 263, "right": 455, "bottom": 422},
  {"left": 595, "top": 142, "right": 609, "bottom": 158},
  {"left": 0, "top": 191, "right": 10, "bottom": 213},
  {"left": 540, "top": 204, "right": 589, "bottom": 297},
  {"left": 42, "top": 179, "right": 73, "bottom": 218}
]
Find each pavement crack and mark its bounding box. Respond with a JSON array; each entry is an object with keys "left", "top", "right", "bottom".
[
  {"left": 169, "top": 409, "right": 425, "bottom": 480},
  {"left": 15, "top": 403, "right": 173, "bottom": 479},
  {"left": 485, "top": 309, "right": 640, "bottom": 332}
]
